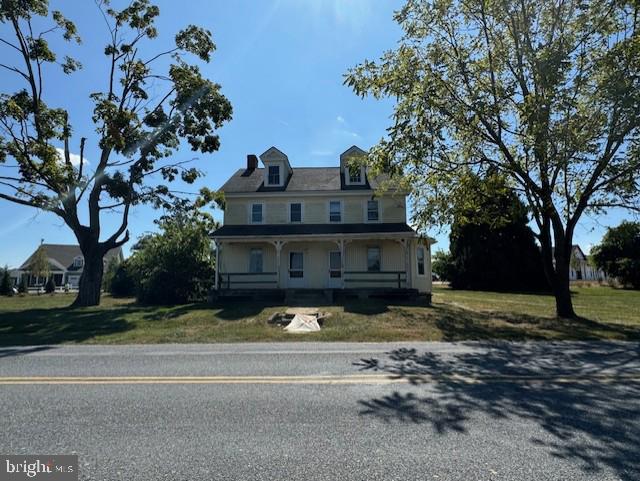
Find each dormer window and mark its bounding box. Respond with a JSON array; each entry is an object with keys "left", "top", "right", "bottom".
[
  {"left": 73, "top": 256, "right": 84, "bottom": 268},
  {"left": 344, "top": 166, "right": 365, "bottom": 186},
  {"left": 267, "top": 165, "right": 280, "bottom": 185}
]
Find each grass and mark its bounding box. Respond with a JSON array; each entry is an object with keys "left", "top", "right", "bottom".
[{"left": 0, "top": 286, "right": 639, "bottom": 345}]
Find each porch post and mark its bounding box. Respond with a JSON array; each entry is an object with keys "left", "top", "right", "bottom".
[
  {"left": 274, "top": 240, "right": 284, "bottom": 288},
  {"left": 400, "top": 238, "right": 412, "bottom": 289},
  {"left": 214, "top": 240, "right": 220, "bottom": 291},
  {"left": 339, "top": 239, "right": 345, "bottom": 289}
]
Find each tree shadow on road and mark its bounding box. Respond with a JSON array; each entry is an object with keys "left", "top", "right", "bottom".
[{"left": 354, "top": 342, "right": 640, "bottom": 479}]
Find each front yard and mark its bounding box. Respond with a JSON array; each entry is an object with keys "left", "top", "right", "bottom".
[{"left": 0, "top": 286, "right": 639, "bottom": 345}]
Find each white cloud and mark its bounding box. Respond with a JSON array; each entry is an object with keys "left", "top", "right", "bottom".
[
  {"left": 55, "top": 147, "right": 86, "bottom": 167},
  {"left": 336, "top": 115, "right": 346, "bottom": 124}
]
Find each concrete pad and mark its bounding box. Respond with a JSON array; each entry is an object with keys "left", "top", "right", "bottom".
[{"left": 285, "top": 307, "right": 319, "bottom": 315}]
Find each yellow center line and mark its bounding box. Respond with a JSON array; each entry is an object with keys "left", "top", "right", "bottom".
[{"left": 0, "top": 373, "right": 639, "bottom": 385}]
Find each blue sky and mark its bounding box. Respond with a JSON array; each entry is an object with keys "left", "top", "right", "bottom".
[{"left": 0, "top": 0, "right": 633, "bottom": 267}]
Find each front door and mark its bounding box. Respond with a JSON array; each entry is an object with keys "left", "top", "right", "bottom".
[
  {"left": 287, "top": 251, "right": 305, "bottom": 288},
  {"left": 327, "top": 251, "right": 341, "bottom": 288}
]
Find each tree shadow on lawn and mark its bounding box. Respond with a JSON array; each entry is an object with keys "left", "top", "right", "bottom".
[
  {"left": 0, "top": 306, "right": 135, "bottom": 346},
  {"left": 354, "top": 342, "right": 640, "bottom": 479},
  {"left": 431, "top": 302, "right": 640, "bottom": 342}
]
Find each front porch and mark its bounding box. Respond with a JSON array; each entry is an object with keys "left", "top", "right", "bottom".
[{"left": 213, "top": 235, "right": 431, "bottom": 299}]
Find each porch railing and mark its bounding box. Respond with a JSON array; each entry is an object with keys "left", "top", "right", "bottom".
[
  {"left": 219, "top": 272, "right": 278, "bottom": 290},
  {"left": 344, "top": 270, "right": 407, "bottom": 289}
]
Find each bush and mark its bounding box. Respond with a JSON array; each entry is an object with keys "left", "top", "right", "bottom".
[
  {"left": 18, "top": 276, "right": 28, "bottom": 294},
  {"left": 45, "top": 276, "right": 56, "bottom": 294},
  {"left": 0, "top": 266, "right": 13, "bottom": 296},
  {"left": 127, "top": 208, "right": 216, "bottom": 304},
  {"left": 108, "top": 261, "right": 137, "bottom": 297}
]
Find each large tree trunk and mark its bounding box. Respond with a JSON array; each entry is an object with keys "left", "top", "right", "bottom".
[
  {"left": 551, "top": 254, "right": 576, "bottom": 318},
  {"left": 539, "top": 228, "right": 577, "bottom": 319},
  {"left": 72, "top": 249, "right": 104, "bottom": 307}
]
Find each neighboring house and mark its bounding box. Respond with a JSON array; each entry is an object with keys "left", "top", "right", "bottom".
[
  {"left": 12, "top": 244, "right": 124, "bottom": 290},
  {"left": 568, "top": 245, "right": 607, "bottom": 282},
  {"left": 211, "top": 146, "right": 434, "bottom": 299}
]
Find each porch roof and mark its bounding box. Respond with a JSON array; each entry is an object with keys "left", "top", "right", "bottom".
[{"left": 212, "top": 222, "right": 416, "bottom": 239}]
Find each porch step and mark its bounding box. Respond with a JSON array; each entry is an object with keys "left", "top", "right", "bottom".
[{"left": 285, "top": 289, "right": 334, "bottom": 306}]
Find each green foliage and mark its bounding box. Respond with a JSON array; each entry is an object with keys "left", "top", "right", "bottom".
[
  {"left": 18, "top": 276, "right": 28, "bottom": 294},
  {"left": 45, "top": 276, "right": 56, "bottom": 294},
  {"left": 0, "top": 0, "right": 232, "bottom": 306},
  {"left": 592, "top": 222, "right": 640, "bottom": 289},
  {"left": 29, "top": 246, "right": 50, "bottom": 280},
  {"left": 126, "top": 205, "right": 217, "bottom": 304},
  {"left": 345, "top": 0, "right": 640, "bottom": 315},
  {"left": 446, "top": 172, "right": 549, "bottom": 292},
  {"left": 102, "top": 257, "right": 119, "bottom": 292},
  {"left": 0, "top": 266, "right": 12, "bottom": 296},
  {"left": 431, "top": 251, "right": 455, "bottom": 282},
  {"left": 108, "top": 260, "right": 137, "bottom": 298}
]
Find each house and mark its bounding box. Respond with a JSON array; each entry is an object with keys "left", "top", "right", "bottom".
[
  {"left": 568, "top": 245, "right": 607, "bottom": 282},
  {"left": 211, "top": 146, "right": 434, "bottom": 300},
  {"left": 12, "top": 243, "right": 124, "bottom": 290}
]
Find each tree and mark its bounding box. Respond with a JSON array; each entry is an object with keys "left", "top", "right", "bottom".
[
  {"left": 45, "top": 275, "right": 56, "bottom": 293},
  {"left": 0, "top": 1, "right": 232, "bottom": 306},
  {"left": 29, "top": 245, "right": 50, "bottom": 285},
  {"left": 445, "top": 172, "right": 549, "bottom": 291},
  {"left": 18, "top": 275, "right": 28, "bottom": 294},
  {"left": 126, "top": 202, "right": 217, "bottom": 304},
  {"left": 431, "top": 250, "right": 454, "bottom": 282},
  {"left": 0, "top": 265, "right": 12, "bottom": 296},
  {"left": 592, "top": 221, "right": 640, "bottom": 288},
  {"left": 345, "top": 0, "right": 640, "bottom": 317}
]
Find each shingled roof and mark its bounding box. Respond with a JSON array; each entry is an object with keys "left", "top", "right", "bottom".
[
  {"left": 19, "top": 244, "right": 124, "bottom": 271},
  {"left": 220, "top": 167, "right": 388, "bottom": 193},
  {"left": 212, "top": 223, "right": 416, "bottom": 238}
]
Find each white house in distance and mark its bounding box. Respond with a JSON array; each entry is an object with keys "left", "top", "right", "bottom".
[
  {"left": 568, "top": 245, "right": 607, "bottom": 282},
  {"left": 10, "top": 243, "right": 124, "bottom": 290},
  {"left": 211, "top": 146, "right": 434, "bottom": 300}
]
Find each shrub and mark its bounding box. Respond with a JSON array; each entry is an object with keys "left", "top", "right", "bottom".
[
  {"left": 108, "top": 261, "right": 137, "bottom": 297},
  {"left": 18, "top": 276, "right": 28, "bottom": 294},
  {"left": 45, "top": 276, "right": 56, "bottom": 294},
  {"left": 0, "top": 266, "right": 12, "bottom": 296}
]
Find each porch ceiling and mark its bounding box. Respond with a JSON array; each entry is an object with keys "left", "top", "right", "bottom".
[{"left": 212, "top": 222, "right": 416, "bottom": 240}]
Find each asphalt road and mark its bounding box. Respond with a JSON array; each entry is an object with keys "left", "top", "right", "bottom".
[{"left": 1, "top": 341, "right": 639, "bottom": 481}]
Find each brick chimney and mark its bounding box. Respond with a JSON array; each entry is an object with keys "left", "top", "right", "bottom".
[{"left": 246, "top": 154, "right": 258, "bottom": 171}]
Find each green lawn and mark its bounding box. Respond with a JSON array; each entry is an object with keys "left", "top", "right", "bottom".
[{"left": 0, "top": 286, "right": 639, "bottom": 345}]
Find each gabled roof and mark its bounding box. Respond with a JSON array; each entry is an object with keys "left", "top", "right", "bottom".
[
  {"left": 19, "top": 244, "right": 123, "bottom": 271},
  {"left": 220, "top": 167, "right": 388, "bottom": 193}
]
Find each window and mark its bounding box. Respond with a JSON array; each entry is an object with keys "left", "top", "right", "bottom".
[
  {"left": 249, "top": 248, "right": 263, "bottom": 273},
  {"left": 349, "top": 168, "right": 362, "bottom": 183},
  {"left": 290, "top": 203, "right": 302, "bottom": 223},
  {"left": 267, "top": 165, "right": 280, "bottom": 185},
  {"left": 417, "top": 246, "right": 426, "bottom": 276},
  {"left": 367, "top": 200, "right": 379, "bottom": 222},
  {"left": 367, "top": 247, "right": 381, "bottom": 272},
  {"left": 73, "top": 256, "right": 84, "bottom": 268},
  {"left": 251, "top": 203, "right": 263, "bottom": 223},
  {"left": 289, "top": 252, "right": 303, "bottom": 278},
  {"left": 329, "top": 201, "right": 342, "bottom": 222}
]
